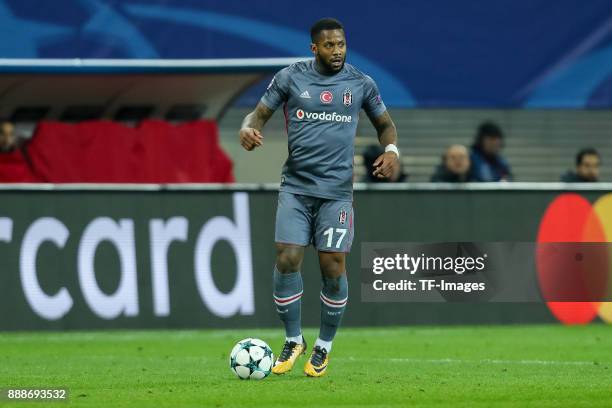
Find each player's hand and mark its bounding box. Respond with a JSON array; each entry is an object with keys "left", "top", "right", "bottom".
[
  {"left": 372, "top": 151, "right": 399, "bottom": 179},
  {"left": 239, "top": 127, "right": 264, "bottom": 151}
]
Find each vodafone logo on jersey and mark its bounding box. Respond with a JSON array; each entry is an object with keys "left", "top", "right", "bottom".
[
  {"left": 295, "top": 109, "right": 351, "bottom": 123},
  {"left": 320, "top": 90, "right": 333, "bottom": 104}
]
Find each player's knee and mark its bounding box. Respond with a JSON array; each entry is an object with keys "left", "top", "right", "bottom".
[
  {"left": 276, "top": 246, "right": 303, "bottom": 273},
  {"left": 319, "top": 253, "right": 345, "bottom": 278}
]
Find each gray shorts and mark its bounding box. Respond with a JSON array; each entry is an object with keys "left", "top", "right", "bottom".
[{"left": 275, "top": 191, "right": 354, "bottom": 253}]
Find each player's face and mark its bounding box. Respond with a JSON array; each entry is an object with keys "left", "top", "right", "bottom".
[{"left": 311, "top": 29, "right": 346, "bottom": 73}]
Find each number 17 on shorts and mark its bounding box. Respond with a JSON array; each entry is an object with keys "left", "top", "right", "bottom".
[
  {"left": 315, "top": 200, "right": 354, "bottom": 253},
  {"left": 275, "top": 192, "right": 354, "bottom": 253},
  {"left": 322, "top": 227, "right": 347, "bottom": 249}
]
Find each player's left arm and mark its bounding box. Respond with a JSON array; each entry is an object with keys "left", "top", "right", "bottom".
[{"left": 367, "top": 110, "right": 399, "bottom": 179}]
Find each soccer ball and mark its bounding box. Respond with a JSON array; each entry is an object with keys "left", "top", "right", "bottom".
[{"left": 229, "top": 338, "right": 274, "bottom": 380}]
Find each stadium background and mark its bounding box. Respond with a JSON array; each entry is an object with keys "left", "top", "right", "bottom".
[{"left": 1, "top": 0, "right": 612, "bottom": 329}]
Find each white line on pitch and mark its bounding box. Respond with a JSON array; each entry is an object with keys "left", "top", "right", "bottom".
[{"left": 338, "top": 357, "right": 606, "bottom": 366}]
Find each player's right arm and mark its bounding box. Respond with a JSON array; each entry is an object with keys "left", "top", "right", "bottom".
[
  {"left": 239, "top": 68, "right": 291, "bottom": 151},
  {"left": 239, "top": 103, "right": 274, "bottom": 151}
]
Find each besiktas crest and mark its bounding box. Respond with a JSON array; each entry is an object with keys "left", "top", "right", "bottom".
[{"left": 343, "top": 88, "right": 352, "bottom": 107}]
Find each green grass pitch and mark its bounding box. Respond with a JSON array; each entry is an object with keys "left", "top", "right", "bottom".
[{"left": 1, "top": 325, "right": 611, "bottom": 407}]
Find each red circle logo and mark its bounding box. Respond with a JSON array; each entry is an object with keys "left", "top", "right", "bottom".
[
  {"left": 320, "top": 91, "right": 333, "bottom": 104},
  {"left": 296, "top": 109, "right": 304, "bottom": 119},
  {"left": 537, "top": 193, "right": 612, "bottom": 324}
]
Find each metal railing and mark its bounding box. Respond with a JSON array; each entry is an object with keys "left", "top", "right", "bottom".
[{"left": 0, "top": 182, "right": 611, "bottom": 192}]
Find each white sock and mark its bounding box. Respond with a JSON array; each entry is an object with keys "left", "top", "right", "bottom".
[
  {"left": 315, "top": 337, "right": 332, "bottom": 352},
  {"left": 286, "top": 335, "right": 303, "bottom": 344}
]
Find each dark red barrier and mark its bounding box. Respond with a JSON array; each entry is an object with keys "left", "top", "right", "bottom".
[
  {"left": 21, "top": 120, "right": 234, "bottom": 183},
  {"left": 0, "top": 149, "right": 39, "bottom": 182}
]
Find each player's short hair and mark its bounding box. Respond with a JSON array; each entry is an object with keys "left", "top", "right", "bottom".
[
  {"left": 576, "top": 147, "right": 600, "bottom": 165},
  {"left": 310, "top": 18, "right": 344, "bottom": 43}
]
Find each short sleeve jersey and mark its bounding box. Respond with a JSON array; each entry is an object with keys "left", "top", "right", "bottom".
[{"left": 260, "top": 59, "right": 386, "bottom": 201}]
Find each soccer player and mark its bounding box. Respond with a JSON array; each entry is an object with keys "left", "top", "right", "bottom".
[{"left": 238, "top": 17, "right": 399, "bottom": 377}]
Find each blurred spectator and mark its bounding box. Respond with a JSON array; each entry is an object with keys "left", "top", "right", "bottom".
[
  {"left": 560, "top": 148, "right": 600, "bottom": 182},
  {"left": 431, "top": 144, "right": 473, "bottom": 182},
  {"left": 470, "top": 121, "right": 512, "bottom": 181},
  {"left": 362, "top": 144, "right": 407, "bottom": 182},
  {"left": 0, "top": 120, "right": 26, "bottom": 153}
]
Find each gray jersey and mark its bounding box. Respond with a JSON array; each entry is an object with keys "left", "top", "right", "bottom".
[{"left": 260, "top": 59, "right": 387, "bottom": 201}]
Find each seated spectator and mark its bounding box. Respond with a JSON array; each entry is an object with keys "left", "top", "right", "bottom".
[
  {"left": 362, "top": 144, "right": 407, "bottom": 183},
  {"left": 0, "top": 120, "right": 26, "bottom": 153},
  {"left": 560, "top": 148, "right": 600, "bottom": 182},
  {"left": 470, "top": 121, "right": 512, "bottom": 181},
  {"left": 431, "top": 144, "right": 473, "bottom": 182}
]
